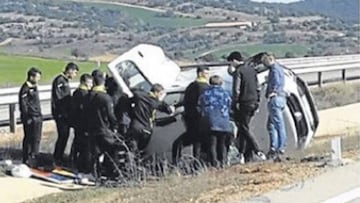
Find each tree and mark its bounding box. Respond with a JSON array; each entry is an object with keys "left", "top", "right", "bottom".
[
  {"left": 71, "top": 48, "right": 81, "bottom": 58},
  {"left": 199, "top": 53, "right": 216, "bottom": 62},
  {"left": 268, "top": 15, "right": 280, "bottom": 24},
  {"left": 284, "top": 52, "right": 295, "bottom": 58}
]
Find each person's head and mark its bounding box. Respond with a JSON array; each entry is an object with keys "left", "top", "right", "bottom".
[
  {"left": 64, "top": 62, "right": 79, "bottom": 79},
  {"left": 105, "top": 76, "right": 122, "bottom": 95},
  {"left": 92, "top": 69, "right": 105, "bottom": 86},
  {"left": 27, "top": 67, "right": 42, "bottom": 84},
  {"left": 150, "top": 83, "right": 166, "bottom": 101},
  {"left": 209, "top": 75, "right": 223, "bottom": 86},
  {"left": 79, "top": 73, "right": 93, "bottom": 89},
  {"left": 261, "top": 53, "right": 276, "bottom": 67},
  {"left": 196, "top": 66, "right": 210, "bottom": 80},
  {"left": 227, "top": 51, "right": 244, "bottom": 68}
]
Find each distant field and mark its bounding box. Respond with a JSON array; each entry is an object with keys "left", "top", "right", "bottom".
[
  {"left": 0, "top": 55, "right": 105, "bottom": 87},
  {"left": 204, "top": 43, "right": 310, "bottom": 60},
  {"left": 83, "top": 1, "right": 206, "bottom": 28}
]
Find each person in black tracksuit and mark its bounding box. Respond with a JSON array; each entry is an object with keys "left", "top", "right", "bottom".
[
  {"left": 172, "top": 66, "right": 209, "bottom": 165},
  {"left": 19, "top": 67, "right": 43, "bottom": 166},
  {"left": 105, "top": 76, "right": 131, "bottom": 136},
  {"left": 127, "top": 84, "right": 174, "bottom": 153},
  {"left": 227, "top": 52, "right": 266, "bottom": 163},
  {"left": 83, "top": 70, "right": 119, "bottom": 174},
  {"left": 115, "top": 93, "right": 132, "bottom": 136},
  {"left": 52, "top": 62, "right": 79, "bottom": 164},
  {"left": 70, "top": 73, "right": 93, "bottom": 169}
]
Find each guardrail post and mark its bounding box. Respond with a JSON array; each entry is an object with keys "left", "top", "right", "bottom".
[
  {"left": 342, "top": 69, "right": 346, "bottom": 83},
  {"left": 318, "top": 72, "right": 323, "bottom": 87},
  {"left": 9, "top": 104, "right": 16, "bottom": 133}
]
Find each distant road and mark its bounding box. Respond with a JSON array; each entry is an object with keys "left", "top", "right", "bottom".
[
  {"left": 70, "top": 0, "right": 196, "bottom": 17},
  {"left": 0, "top": 38, "right": 13, "bottom": 46}
]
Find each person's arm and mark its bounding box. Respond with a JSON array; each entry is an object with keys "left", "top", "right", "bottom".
[
  {"left": 106, "top": 97, "right": 119, "bottom": 131},
  {"left": 197, "top": 93, "right": 205, "bottom": 116},
  {"left": 157, "top": 101, "right": 175, "bottom": 115},
  {"left": 232, "top": 69, "right": 242, "bottom": 110},
  {"left": 268, "top": 65, "right": 281, "bottom": 97},
  {"left": 52, "top": 77, "right": 70, "bottom": 118},
  {"left": 255, "top": 75, "right": 261, "bottom": 103},
  {"left": 233, "top": 70, "right": 242, "bottom": 101},
  {"left": 52, "top": 77, "right": 66, "bottom": 104},
  {"left": 19, "top": 85, "right": 29, "bottom": 120},
  {"left": 226, "top": 92, "right": 232, "bottom": 109}
]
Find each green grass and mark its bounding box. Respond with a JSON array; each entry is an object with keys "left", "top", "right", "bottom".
[
  {"left": 0, "top": 54, "right": 106, "bottom": 87},
  {"left": 202, "top": 43, "right": 310, "bottom": 60},
  {"left": 84, "top": 1, "right": 206, "bottom": 28},
  {"left": 311, "top": 82, "right": 360, "bottom": 110}
]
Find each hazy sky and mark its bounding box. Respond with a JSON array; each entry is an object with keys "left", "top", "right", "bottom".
[{"left": 251, "top": 0, "right": 302, "bottom": 3}]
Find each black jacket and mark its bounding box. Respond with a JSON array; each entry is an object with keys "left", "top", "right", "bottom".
[
  {"left": 19, "top": 82, "right": 42, "bottom": 120},
  {"left": 130, "top": 90, "right": 173, "bottom": 132},
  {"left": 51, "top": 73, "right": 71, "bottom": 120},
  {"left": 232, "top": 64, "right": 260, "bottom": 106},
  {"left": 183, "top": 79, "right": 209, "bottom": 120},
  {"left": 115, "top": 93, "right": 132, "bottom": 126},
  {"left": 85, "top": 87, "right": 118, "bottom": 134},
  {"left": 71, "top": 86, "right": 88, "bottom": 129}
]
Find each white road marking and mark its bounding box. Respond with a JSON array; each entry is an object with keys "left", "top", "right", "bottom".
[{"left": 323, "top": 187, "right": 360, "bottom": 203}]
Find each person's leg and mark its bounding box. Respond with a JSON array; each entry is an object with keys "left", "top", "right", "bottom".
[
  {"left": 138, "top": 130, "right": 152, "bottom": 151},
  {"left": 208, "top": 132, "right": 218, "bottom": 167},
  {"left": 237, "top": 111, "right": 253, "bottom": 163},
  {"left": 79, "top": 137, "right": 93, "bottom": 173},
  {"left": 22, "top": 119, "right": 31, "bottom": 164},
  {"left": 217, "top": 132, "right": 227, "bottom": 167},
  {"left": 186, "top": 118, "right": 202, "bottom": 161},
  {"left": 193, "top": 141, "right": 202, "bottom": 161},
  {"left": 239, "top": 111, "right": 252, "bottom": 152},
  {"left": 53, "top": 119, "right": 70, "bottom": 163},
  {"left": 268, "top": 100, "right": 279, "bottom": 152},
  {"left": 244, "top": 108, "right": 261, "bottom": 152},
  {"left": 31, "top": 117, "right": 42, "bottom": 157},
  {"left": 71, "top": 128, "right": 82, "bottom": 167},
  {"left": 273, "top": 97, "right": 287, "bottom": 153},
  {"left": 268, "top": 98, "right": 284, "bottom": 160},
  {"left": 241, "top": 107, "right": 266, "bottom": 160},
  {"left": 172, "top": 133, "right": 184, "bottom": 165}
]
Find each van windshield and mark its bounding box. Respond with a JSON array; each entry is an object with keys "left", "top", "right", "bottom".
[{"left": 114, "top": 60, "right": 152, "bottom": 92}]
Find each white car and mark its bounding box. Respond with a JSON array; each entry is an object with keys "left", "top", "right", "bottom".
[{"left": 108, "top": 44, "right": 319, "bottom": 160}]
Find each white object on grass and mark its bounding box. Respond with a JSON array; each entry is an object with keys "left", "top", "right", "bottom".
[{"left": 11, "top": 164, "right": 32, "bottom": 178}]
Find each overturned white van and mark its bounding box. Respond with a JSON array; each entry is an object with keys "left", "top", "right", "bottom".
[{"left": 107, "top": 44, "right": 319, "bottom": 160}]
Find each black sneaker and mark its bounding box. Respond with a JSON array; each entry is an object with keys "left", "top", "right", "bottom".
[{"left": 267, "top": 150, "right": 277, "bottom": 160}]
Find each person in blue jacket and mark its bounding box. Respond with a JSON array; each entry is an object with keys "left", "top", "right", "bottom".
[{"left": 198, "top": 75, "right": 232, "bottom": 167}]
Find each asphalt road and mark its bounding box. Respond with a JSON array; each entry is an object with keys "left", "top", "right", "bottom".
[{"left": 243, "top": 161, "right": 360, "bottom": 203}]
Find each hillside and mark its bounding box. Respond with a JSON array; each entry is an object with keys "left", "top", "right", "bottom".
[
  {"left": 0, "top": 0, "right": 358, "bottom": 62},
  {"left": 120, "top": 0, "right": 359, "bottom": 24},
  {"left": 283, "top": 0, "right": 359, "bottom": 24}
]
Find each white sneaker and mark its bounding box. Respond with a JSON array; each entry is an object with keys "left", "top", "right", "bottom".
[
  {"left": 239, "top": 153, "right": 245, "bottom": 164},
  {"left": 256, "top": 151, "right": 267, "bottom": 161}
]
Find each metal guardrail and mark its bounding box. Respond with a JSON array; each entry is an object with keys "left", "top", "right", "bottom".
[{"left": 1, "top": 54, "right": 360, "bottom": 133}]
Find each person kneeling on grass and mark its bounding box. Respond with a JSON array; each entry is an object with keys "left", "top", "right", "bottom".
[{"left": 198, "top": 75, "right": 232, "bottom": 168}]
